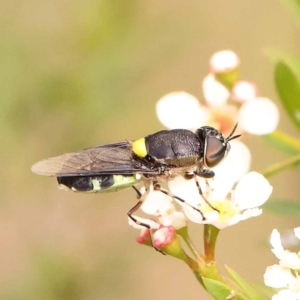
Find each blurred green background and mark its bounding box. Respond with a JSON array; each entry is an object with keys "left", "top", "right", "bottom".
[{"left": 1, "top": 0, "right": 300, "bottom": 299}]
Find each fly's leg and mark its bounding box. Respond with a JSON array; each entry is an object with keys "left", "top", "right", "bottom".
[
  {"left": 193, "top": 173, "right": 219, "bottom": 212},
  {"left": 195, "top": 168, "right": 215, "bottom": 178},
  {"left": 130, "top": 184, "right": 165, "bottom": 254},
  {"left": 153, "top": 183, "right": 206, "bottom": 221}
]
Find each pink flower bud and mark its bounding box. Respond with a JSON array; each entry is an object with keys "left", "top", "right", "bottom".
[
  {"left": 136, "top": 228, "right": 151, "bottom": 245},
  {"left": 153, "top": 226, "right": 176, "bottom": 248}
]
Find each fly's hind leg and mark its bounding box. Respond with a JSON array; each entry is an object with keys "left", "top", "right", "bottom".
[{"left": 129, "top": 184, "right": 165, "bottom": 254}]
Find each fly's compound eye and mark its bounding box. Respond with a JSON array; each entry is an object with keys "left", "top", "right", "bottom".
[{"left": 205, "top": 137, "right": 228, "bottom": 168}]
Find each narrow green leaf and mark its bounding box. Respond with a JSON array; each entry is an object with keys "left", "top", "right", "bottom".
[
  {"left": 225, "top": 266, "right": 267, "bottom": 300},
  {"left": 263, "top": 130, "right": 300, "bottom": 155},
  {"left": 261, "top": 153, "right": 300, "bottom": 178},
  {"left": 264, "top": 199, "right": 300, "bottom": 216},
  {"left": 202, "top": 277, "right": 247, "bottom": 300},
  {"left": 275, "top": 62, "right": 300, "bottom": 129}
]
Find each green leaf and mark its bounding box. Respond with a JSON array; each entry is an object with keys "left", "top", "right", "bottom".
[
  {"left": 264, "top": 199, "right": 300, "bottom": 216},
  {"left": 225, "top": 266, "right": 267, "bottom": 300},
  {"left": 202, "top": 277, "right": 247, "bottom": 300},
  {"left": 265, "top": 48, "right": 300, "bottom": 79},
  {"left": 263, "top": 130, "right": 300, "bottom": 155},
  {"left": 275, "top": 62, "right": 300, "bottom": 129},
  {"left": 280, "top": 0, "right": 300, "bottom": 24}
]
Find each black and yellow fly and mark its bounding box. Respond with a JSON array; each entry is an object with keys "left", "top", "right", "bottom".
[{"left": 32, "top": 124, "right": 240, "bottom": 249}]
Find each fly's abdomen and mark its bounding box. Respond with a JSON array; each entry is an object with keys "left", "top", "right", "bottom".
[{"left": 57, "top": 174, "right": 141, "bottom": 193}]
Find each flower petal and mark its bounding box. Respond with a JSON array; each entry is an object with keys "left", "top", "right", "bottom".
[
  {"left": 232, "top": 81, "right": 258, "bottom": 103},
  {"left": 209, "top": 50, "right": 240, "bottom": 74},
  {"left": 156, "top": 91, "right": 203, "bottom": 129},
  {"left": 202, "top": 74, "right": 230, "bottom": 107},
  {"left": 212, "top": 208, "right": 262, "bottom": 229},
  {"left": 273, "top": 289, "right": 300, "bottom": 300},
  {"left": 264, "top": 264, "right": 296, "bottom": 288},
  {"left": 233, "top": 171, "right": 272, "bottom": 210},
  {"left": 211, "top": 141, "right": 251, "bottom": 198},
  {"left": 236, "top": 207, "right": 262, "bottom": 222},
  {"left": 270, "top": 229, "right": 284, "bottom": 251},
  {"left": 270, "top": 229, "right": 288, "bottom": 263},
  {"left": 159, "top": 212, "right": 187, "bottom": 229},
  {"left": 183, "top": 205, "right": 219, "bottom": 224},
  {"left": 168, "top": 176, "right": 206, "bottom": 207},
  {"left": 128, "top": 215, "right": 160, "bottom": 230},
  {"left": 278, "top": 251, "right": 300, "bottom": 270},
  {"left": 238, "top": 97, "right": 280, "bottom": 135},
  {"left": 268, "top": 229, "right": 300, "bottom": 269},
  {"left": 294, "top": 227, "right": 300, "bottom": 240},
  {"left": 141, "top": 189, "right": 174, "bottom": 216}
]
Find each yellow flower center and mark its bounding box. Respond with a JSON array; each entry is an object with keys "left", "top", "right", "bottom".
[{"left": 202, "top": 199, "right": 237, "bottom": 222}]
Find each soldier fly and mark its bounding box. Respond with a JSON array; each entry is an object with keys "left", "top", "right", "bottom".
[{"left": 32, "top": 124, "right": 240, "bottom": 250}]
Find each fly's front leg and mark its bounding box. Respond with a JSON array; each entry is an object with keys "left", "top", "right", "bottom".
[
  {"left": 192, "top": 172, "right": 219, "bottom": 212},
  {"left": 130, "top": 183, "right": 165, "bottom": 254},
  {"left": 153, "top": 183, "right": 206, "bottom": 221}
]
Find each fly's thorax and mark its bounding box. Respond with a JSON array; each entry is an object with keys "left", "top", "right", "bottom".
[
  {"left": 57, "top": 174, "right": 141, "bottom": 193},
  {"left": 131, "top": 129, "right": 203, "bottom": 168}
]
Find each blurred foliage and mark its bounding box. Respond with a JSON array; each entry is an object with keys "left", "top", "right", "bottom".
[
  {"left": 265, "top": 199, "right": 300, "bottom": 216},
  {"left": 263, "top": 130, "right": 300, "bottom": 155},
  {"left": 262, "top": 0, "right": 300, "bottom": 228},
  {"left": 275, "top": 61, "right": 300, "bottom": 129}
]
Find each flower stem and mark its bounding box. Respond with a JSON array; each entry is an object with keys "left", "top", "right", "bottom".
[
  {"left": 180, "top": 229, "right": 202, "bottom": 260},
  {"left": 261, "top": 153, "right": 300, "bottom": 178},
  {"left": 203, "top": 224, "right": 220, "bottom": 263},
  {"left": 179, "top": 248, "right": 205, "bottom": 287}
]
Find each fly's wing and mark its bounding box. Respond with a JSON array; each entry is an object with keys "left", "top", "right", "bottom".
[{"left": 31, "top": 141, "right": 155, "bottom": 177}]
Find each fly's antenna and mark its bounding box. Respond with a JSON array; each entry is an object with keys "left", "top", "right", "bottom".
[{"left": 226, "top": 123, "right": 242, "bottom": 142}]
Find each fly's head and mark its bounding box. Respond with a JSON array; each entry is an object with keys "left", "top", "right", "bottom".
[{"left": 196, "top": 123, "right": 241, "bottom": 168}]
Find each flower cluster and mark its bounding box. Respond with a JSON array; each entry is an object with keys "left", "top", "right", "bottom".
[
  {"left": 156, "top": 50, "right": 279, "bottom": 136},
  {"left": 128, "top": 140, "right": 272, "bottom": 250},
  {"left": 128, "top": 49, "right": 273, "bottom": 252},
  {"left": 264, "top": 228, "right": 300, "bottom": 300}
]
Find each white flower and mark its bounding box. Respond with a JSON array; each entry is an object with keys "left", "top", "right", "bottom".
[
  {"left": 264, "top": 228, "right": 300, "bottom": 299},
  {"left": 156, "top": 92, "right": 206, "bottom": 130},
  {"left": 168, "top": 171, "right": 272, "bottom": 229},
  {"left": 238, "top": 97, "right": 280, "bottom": 135}
]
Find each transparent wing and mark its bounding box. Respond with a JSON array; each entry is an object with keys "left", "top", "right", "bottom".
[{"left": 31, "top": 141, "right": 155, "bottom": 177}]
